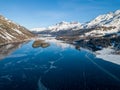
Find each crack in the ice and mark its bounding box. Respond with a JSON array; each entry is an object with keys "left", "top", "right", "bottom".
[
  {"left": 85, "top": 52, "right": 120, "bottom": 82},
  {"left": 44, "top": 52, "right": 64, "bottom": 74}
]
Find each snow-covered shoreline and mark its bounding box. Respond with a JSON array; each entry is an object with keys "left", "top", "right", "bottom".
[{"left": 95, "top": 48, "right": 120, "bottom": 65}]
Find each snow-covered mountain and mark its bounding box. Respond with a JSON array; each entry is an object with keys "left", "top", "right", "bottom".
[
  {"left": 32, "top": 21, "right": 83, "bottom": 33},
  {"left": 0, "top": 15, "right": 34, "bottom": 45},
  {"left": 86, "top": 10, "right": 120, "bottom": 28},
  {"left": 84, "top": 10, "right": 120, "bottom": 36},
  {"left": 32, "top": 10, "right": 120, "bottom": 37}
]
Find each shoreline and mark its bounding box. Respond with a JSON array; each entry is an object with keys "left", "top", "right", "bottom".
[{"left": 0, "top": 37, "right": 36, "bottom": 47}]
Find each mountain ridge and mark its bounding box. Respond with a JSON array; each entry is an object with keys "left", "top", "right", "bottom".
[
  {"left": 0, "top": 15, "right": 35, "bottom": 45},
  {"left": 32, "top": 9, "right": 120, "bottom": 37},
  {"left": 31, "top": 21, "right": 83, "bottom": 33}
]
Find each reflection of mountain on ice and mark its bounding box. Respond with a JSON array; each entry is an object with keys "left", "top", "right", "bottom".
[
  {"left": 0, "top": 43, "right": 22, "bottom": 60},
  {"left": 96, "top": 48, "right": 120, "bottom": 65},
  {"left": 55, "top": 41, "right": 74, "bottom": 50},
  {"left": 40, "top": 37, "right": 74, "bottom": 49}
]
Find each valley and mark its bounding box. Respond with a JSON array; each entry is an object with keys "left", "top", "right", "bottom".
[{"left": 0, "top": 9, "right": 120, "bottom": 90}]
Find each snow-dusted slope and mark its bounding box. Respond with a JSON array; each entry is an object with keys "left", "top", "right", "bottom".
[
  {"left": 31, "top": 21, "right": 83, "bottom": 32},
  {"left": 82, "top": 10, "right": 120, "bottom": 36},
  {"left": 84, "top": 10, "right": 120, "bottom": 36},
  {"left": 86, "top": 10, "right": 120, "bottom": 28},
  {"left": 0, "top": 15, "right": 34, "bottom": 45}
]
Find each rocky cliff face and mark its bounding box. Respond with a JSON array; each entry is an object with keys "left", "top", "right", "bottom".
[{"left": 0, "top": 15, "right": 35, "bottom": 45}]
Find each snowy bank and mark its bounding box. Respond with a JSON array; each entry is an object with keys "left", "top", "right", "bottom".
[{"left": 95, "top": 48, "right": 120, "bottom": 65}]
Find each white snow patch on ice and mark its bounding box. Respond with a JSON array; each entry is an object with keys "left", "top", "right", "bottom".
[{"left": 95, "top": 48, "right": 120, "bottom": 65}]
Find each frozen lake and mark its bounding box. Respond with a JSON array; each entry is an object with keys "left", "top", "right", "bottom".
[{"left": 0, "top": 38, "right": 120, "bottom": 90}]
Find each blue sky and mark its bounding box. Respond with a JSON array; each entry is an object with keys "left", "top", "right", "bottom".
[{"left": 0, "top": 0, "right": 120, "bottom": 29}]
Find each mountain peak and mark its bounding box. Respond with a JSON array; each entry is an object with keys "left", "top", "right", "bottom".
[
  {"left": 114, "top": 9, "right": 120, "bottom": 15},
  {"left": 86, "top": 9, "right": 120, "bottom": 28},
  {"left": 58, "top": 21, "right": 69, "bottom": 25}
]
